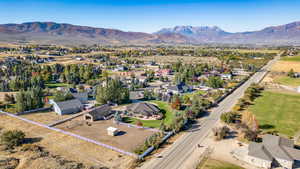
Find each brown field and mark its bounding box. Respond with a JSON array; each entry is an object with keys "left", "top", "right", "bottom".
[
  {"left": 56, "top": 117, "right": 156, "bottom": 152},
  {"left": 19, "top": 111, "right": 73, "bottom": 125},
  {"left": 0, "top": 114, "right": 134, "bottom": 169},
  {"left": 133, "top": 55, "right": 220, "bottom": 64},
  {"left": 224, "top": 49, "right": 280, "bottom": 54},
  {"left": 271, "top": 61, "right": 300, "bottom": 72}
]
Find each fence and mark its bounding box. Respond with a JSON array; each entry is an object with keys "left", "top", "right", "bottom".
[
  {"left": 17, "top": 107, "right": 52, "bottom": 115},
  {"left": 0, "top": 110, "right": 137, "bottom": 157},
  {"left": 138, "top": 131, "right": 174, "bottom": 159}
]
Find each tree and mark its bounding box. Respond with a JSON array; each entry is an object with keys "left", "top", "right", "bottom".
[
  {"left": 171, "top": 96, "right": 181, "bottom": 110},
  {"left": 221, "top": 112, "right": 237, "bottom": 124},
  {"left": 207, "top": 76, "right": 224, "bottom": 89},
  {"left": 212, "top": 126, "right": 230, "bottom": 141},
  {"left": 136, "top": 120, "right": 143, "bottom": 127},
  {"left": 288, "top": 69, "right": 295, "bottom": 78},
  {"left": 96, "top": 79, "right": 129, "bottom": 104},
  {"left": 242, "top": 111, "right": 259, "bottom": 132},
  {"left": 53, "top": 91, "right": 74, "bottom": 102},
  {"left": 4, "top": 94, "right": 15, "bottom": 104},
  {"left": 0, "top": 130, "right": 25, "bottom": 149}
]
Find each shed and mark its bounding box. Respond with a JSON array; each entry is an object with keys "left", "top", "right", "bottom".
[
  {"left": 84, "top": 104, "right": 112, "bottom": 122},
  {"left": 107, "top": 127, "right": 118, "bottom": 136},
  {"left": 52, "top": 99, "right": 84, "bottom": 115}
]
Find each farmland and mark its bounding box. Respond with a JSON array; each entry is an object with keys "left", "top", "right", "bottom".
[
  {"left": 198, "top": 158, "right": 244, "bottom": 169},
  {"left": 273, "top": 76, "right": 300, "bottom": 87},
  {"left": 249, "top": 90, "right": 300, "bottom": 137}
]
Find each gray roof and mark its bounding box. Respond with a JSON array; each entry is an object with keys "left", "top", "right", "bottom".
[
  {"left": 248, "top": 134, "right": 300, "bottom": 162},
  {"left": 56, "top": 99, "right": 83, "bottom": 111},
  {"left": 86, "top": 104, "right": 112, "bottom": 118},
  {"left": 72, "top": 92, "right": 88, "bottom": 99},
  {"left": 127, "top": 102, "right": 160, "bottom": 116},
  {"left": 130, "top": 91, "right": 144, "bottom": 100},
  {"left": 248, "top": 142, "right": 273, "bottom": 161}
]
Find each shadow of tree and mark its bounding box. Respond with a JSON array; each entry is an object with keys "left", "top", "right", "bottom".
[
  {"left": 259, "top": 124, "right": 274, "bottom": 129},
  {"left": 23, "top": 137, "right": 43, "bottom": 144}
]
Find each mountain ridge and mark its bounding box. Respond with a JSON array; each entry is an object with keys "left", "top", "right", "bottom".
[{"left": 0, "top": 21, "right": 300, "bottom": 45}]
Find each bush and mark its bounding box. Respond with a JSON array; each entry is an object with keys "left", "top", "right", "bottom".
[
  {"left": 221, "top": 112, "right": 237, "bottom": 124},
  {"left": 0, "top": 130, "right": 25, "bottom": 149},
  {"left": 212, "top": 126, "right": 230, "bottom": 141}
]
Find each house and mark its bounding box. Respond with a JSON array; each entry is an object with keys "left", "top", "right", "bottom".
[
  {"left": 244, "top": 134, "right": 300, "bottom": 169},
  {"left": 220, "top": 73, "right": 232, "bottom": 80},
  {"left": 51, "top": 99, "right": 84, "bottom": 115},
  {"left": 155, "top": 69, "right": 172, "bottom": 76},
  {"left": 126, "top": 102, "right": 162, "bottom": 120},
  {"left": 129, "top": 91, "right": 145, "bottom": 101},
  {"left": 72, "top": 92, "right": 88, "bottom": 104},
  {"left": 107, "top": 127, "right": 119, "bottom": 136},
  {"left": 166, "top": 83, "right": 192, "bottom": 95},
  {"left": 84, "top": 104, "right": 112, "bottom": 122},
  {"left": 232, "top": 68, "right": 249, "bottom": 76}
]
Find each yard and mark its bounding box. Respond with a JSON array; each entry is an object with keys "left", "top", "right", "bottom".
[
  {"left": 0, "top": 114, "right": 134, "bottom": 169},
  {"left": 198, "top": 158, "right": 244, "bottom": 169},
  {"left": 248, "top": 90, "right": 300, "bottom": 137},
  {"left": 273, "top": 76, "right": 300, "bottom": 87},
  {"left": 19, "top": 110, "right": 73, "bottom": 125},
  {"left": 281, "top": 55, "right": 300, "bottom": 62},
  {"left": 56, "top": 117, "right": 156, "bottom": 152},
  {"left": 45, "top": 82, "right": 69, "bottom": 88},
  {"left": 122, "top": 100, "right": 177, "bottom": 128}
]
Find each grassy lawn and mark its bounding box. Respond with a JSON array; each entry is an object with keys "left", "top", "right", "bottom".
[
  {"left": 249, "top": 91, "right": 300, "bottom": 137},
  {"left": 281, "top": 55, "right": 300, "bottom": 62},
  {"left": 45, "top": 83, "right": 69, "bottom": 88},
  {"left": 122, "top": 100, "right": 176, "bottom": 128},
  {"left": 274, "top": 76, "right": 300, "bottom": 87},
  {"left": 184, "top": 90, "right": 206, "bottom": 98},
  {"left": 122, "top": 117, "right": 161, "bottom": 128},
  {"left": 198, "top": 159, "right": 244, "bottom": 169}
]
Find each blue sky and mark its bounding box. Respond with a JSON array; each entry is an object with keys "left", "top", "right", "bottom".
[{"left": 0, "top": 0, "right": 299, "bottom": 33}]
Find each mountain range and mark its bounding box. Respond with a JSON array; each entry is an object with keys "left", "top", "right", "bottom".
[{"left": 0, "top": 21, "right": 300, "bottom": 45}]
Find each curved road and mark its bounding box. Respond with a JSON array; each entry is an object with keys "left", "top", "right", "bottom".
[{"left": 140, "top": 55, "right": 280, "bottom": 169}]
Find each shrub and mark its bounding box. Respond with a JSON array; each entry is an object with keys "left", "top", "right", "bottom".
[
  {"left": 212, "top": 126, "right": 230, "bottom": 141},
  {"left": 0, "top": 130, "right": 25, "bottom": 149},
  {"left": 221, "top": 112, "right": 237, "bottom": 124}
]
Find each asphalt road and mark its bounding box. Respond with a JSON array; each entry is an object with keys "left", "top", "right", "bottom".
[{"left": 140, "top": 55, "right": 279, "bottom": 169}]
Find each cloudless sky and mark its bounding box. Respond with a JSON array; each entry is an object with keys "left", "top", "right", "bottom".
[{"left": 0, "top": 0, "right": 300, "bottom": 33}]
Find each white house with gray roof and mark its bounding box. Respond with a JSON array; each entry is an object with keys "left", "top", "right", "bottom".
[{"left": 244, "top": 134, "right": 300, "bottom": 169}]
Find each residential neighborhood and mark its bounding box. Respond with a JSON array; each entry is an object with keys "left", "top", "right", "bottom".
[{"left": 0, "top": 1, "right": 300, "bottom": 169}]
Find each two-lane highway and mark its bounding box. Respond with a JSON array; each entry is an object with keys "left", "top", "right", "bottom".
[{"left": 140, "top": 55, "right": 280, "bottom": 169}]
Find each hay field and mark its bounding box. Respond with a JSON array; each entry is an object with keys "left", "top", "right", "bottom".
[{"left": 271, "top": 61, "right": 300, "bottom": 72}]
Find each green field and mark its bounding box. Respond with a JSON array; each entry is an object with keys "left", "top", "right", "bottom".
[
  {"left": 281, "top": 55, "right": 300, "bottom": 62},
  {"left": 45, "top": 83, "right": 69, "bottom": 88},
  {"left": 123, "top": 100, "right": 176, "bottom": 128},
  {"left": 249, "top": 91, "right": 300, "bottom": 137},
  {"left": 198, "top": 159, "right": 244, "bottom": 169},
  {"left": 274, "top": 76, "right": 300, "bottom": 87}
]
